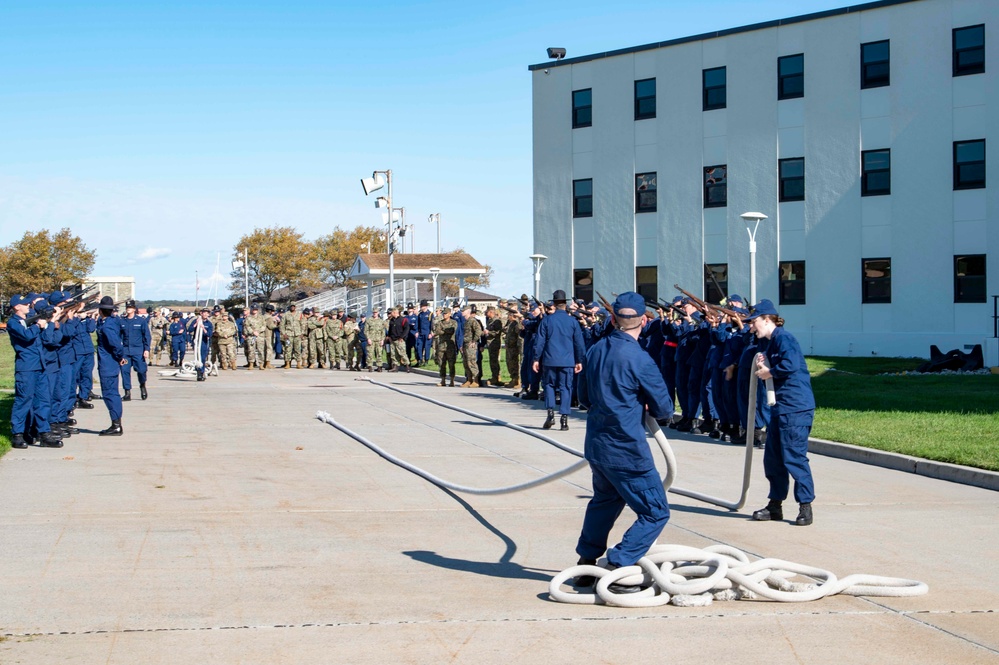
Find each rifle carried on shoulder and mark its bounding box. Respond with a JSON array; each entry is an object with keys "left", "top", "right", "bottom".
[{"left": 673, "top": 284, "right": 743, "bottom": 322}]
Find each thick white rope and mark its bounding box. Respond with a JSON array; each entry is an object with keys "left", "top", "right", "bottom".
[{"left": 549, "top": 543, "right": 928, "bottom": 607}]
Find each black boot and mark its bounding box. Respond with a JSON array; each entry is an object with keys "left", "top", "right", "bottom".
[
  {"left": 99, "top": 420, "right": 123, "bottom": 437},
  {"left": 88, "top": 391, "right": 100, "bottom": 400},
  {"left": 543, "top": 409, "right": 555, "bottom": 430},
  {"left": 122, "top": 390, "right": 131, "bottom": 402},
  {"left": 754, "top": 429, "right": 767, "bottom": 449},
  {"left": 676, "top": 418, "right": 693, "bottom": 433},
  {"left": 752, "top": 500, "right": 783, "bottom": 521},
  {"left": 40, "top": 431, "right": 64, "bottom": 448},
  {"left": 573, "top": 557, "right": 597, "bottom": 588},
  {"left": 794, "top": 503, "right": 813, "bottom": 526},
  {"left": 76, "top": 398, "right": 94, "bottom": 410},
  {"left": 140, "top": 384, "right": 148, "bottom": 400},
  {"left": 560, "top": 415, "right": 569, "bottom": 431},
  {"left": 11, "top": 433, "right": 27, "bottom": 449}
]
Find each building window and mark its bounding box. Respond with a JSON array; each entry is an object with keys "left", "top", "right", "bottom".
[
  {"left": 861, "top": 40, "right": 890, "bottom": 89},
  {"left": 574, "top": 268, "right": 594, "bottom": 303},
  {"left": 702, "top": 67, "right": 726, "bottom": 111},
  {"left": 634, "top": 78, "right": 656, "bottom": 120},
  {"left": 955, "top": 255, "right": 987, "bottom": 303},
  {"left": 862, "top": 258, "right": 892, "bottom": 304},
  {"left": 635, "top": 172, "right": 657, "bottom": 213},
  {"left": 573, "top": 179, "right": 592, "bottom": 217},
  {"left": 572, "top": 89, "right": 592, "bottom": 128},
  {"left": 861, "top": 149, "right": 891, "bottom": 196},
  {"left": 636, "top": 266, "right": 657, "bottom": 302},
  {"left": 779, "top": 261, "right": 806, "bottom": 305},
  {"left": 778, "top": 54, "right": 804, "bottom": 100},
  {"left": 704, "top": 264, "right": 728, "bottom": 304},
  {"left": 954, "top": 139, "right": 986, "bottom": 190},
  {"left": 954, "top": 25, "right": 985, "bottom": 77},
  {"left": 779, "top": 157, "right": 805, "bottom": 202},
  {"left": 703, "top": 165, "right": 727, "bottom": 208}
]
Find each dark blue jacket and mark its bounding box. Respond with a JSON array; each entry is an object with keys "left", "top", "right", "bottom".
[
  {"left": 97, "top": 315, "right": 125, "bottom": 376},
  {"left": 120, "top": 315, "right": 151, "bottom": 353},
  {"left": 416, "top": 310, "right": 432, "bottom": 335},
  {"left": 578, "top": 329, "right": 674, "bottom": 472},
  {"left": 532, "top": 309, "right": 585, "bottom": 368},
  {"left": 6, "top": 315, "right": 44, "bottom": 372},
  {"left": 763, "top": 326, "right": 815, "bottom": 415},
  {"left": 40, "top": 322, "right": 66, "bottom": 372},
  {"left": 73, "top": 317, "right": 97, "bottom": 357},
  {"left": 56, "top": 319, "right": 78, "bottom": 367}
]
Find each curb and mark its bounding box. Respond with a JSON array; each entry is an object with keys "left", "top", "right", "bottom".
[{"left": 402, "top": 366, "right": 999, "bottom": 493}]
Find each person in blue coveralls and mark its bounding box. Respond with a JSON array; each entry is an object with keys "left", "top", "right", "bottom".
[
  {"left": 168, "top": 312, "right": 187, "bottom": 366},
  {"left": 96, "top": 296, "right": 127, "bottom": 436},
  {"left": 531, "top": 290, "right": 585, "bottom": 431},
  {"left": 73, "top": 306, "right": 99, "bottom": 409},
  {"left": 6, "top": 295, "right": 63, "bottom": 448},
  {"left": 745, "top": 299, "right": 816, "bottom": 527},
  {"left": 415, "top": 299, "right": 433, "bottom": 366},
  {"left": 187, "top": 308, "right": 214, "bottom": 381},
  {"left": 119, "top": 299, "right": 151, "bottom": 401},
  {"left": 571, "top": 292, "right": 673, "bottom": 593}
]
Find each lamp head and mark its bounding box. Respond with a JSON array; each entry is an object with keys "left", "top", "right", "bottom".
[
  {"left": 739, "top": 212, "right": 768, "bottom": 223},
  {"left": 547, "top": 47, "right": 566, "bottom": 60},
  {"left": 361, "top": 172, "right": 386, "bottom": 196}
]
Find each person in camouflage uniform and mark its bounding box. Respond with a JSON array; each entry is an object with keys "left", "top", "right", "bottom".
[
  {"left": 504, "top": 302, "right": 524, "bottom": 389},
  {"left": 262, "top": 304, "right": 279, "bottom": 368},
  {"left": 306, "top": 309, "right": 327, "bottom": 368},
  {"left": 215, "top": 314, "right": 239, "bottom": 369},
  {"left": 434, "top": 308, "right": 458, "bottom": 386},
  {"left": 364, "top": 309, "right": 386, "bottom": 371},
  {"left": 344, "top": 313, "right": 361, "bottom": 370},
  {"left": 280, "top": 304, "right": 305, "bottom": 368},
  {"left": 484, "top": 306, "right": 505, "bottom": 387},
  {"left": 334, "top": 308, "right": 348, "bottom": 367},
  {"left": 244, "top": 305, "right": 267, "bottom": 369},
  {"left": 324, "top": 312, "right": 344, "bottom": 369},
  {"left": 148, "top": 309, "right": 169, "bottom": 365},
  {"left": 460, "top": 305, "right": 483, "bottom": 388}
]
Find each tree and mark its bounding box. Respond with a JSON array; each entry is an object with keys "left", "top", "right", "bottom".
[
  {"left": 440, "top": 248, "right": 494, "bottom": 297},
  {"left": 230, "top": 226, "right": 318, "bottom": 303},
  {"left": 312, "top": 225, "right": 387, "bottom": 288},
  {"left": 0, "top": 228, "right": 97, "bottom": 296}
]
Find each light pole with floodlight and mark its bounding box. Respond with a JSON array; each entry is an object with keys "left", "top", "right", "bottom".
[
  {"left": 361, "top": 170, "right": 398, "bottom": 309},
  {"left": 429, "top": 267, "right": 440, "bottom": 310},
  {"left": 739, "top": 212, "right": 768, "bottom": 306},
  {"left": 530, "top": 254, "right": 547, "bottom": 302},
  {"left": 428, "top": 213, "right": 441, "bottom": 253},
  {"left": 231, "top": 248, "right": 249, "bottom": 310}
]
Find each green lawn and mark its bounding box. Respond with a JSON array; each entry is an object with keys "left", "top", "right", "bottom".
[{"left": 0, "top": 339, "right": 12, "bottom": 457}]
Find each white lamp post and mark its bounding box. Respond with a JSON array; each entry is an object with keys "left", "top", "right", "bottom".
[
  {"left": 428, "top": 213, "right": 441, "bottom": 253},
  {"left": 230, "top": 247, "right": 249, "bottom": 310},
  {"left": 739, "top": 212, "right": 768, "bottom": 306},
  {"left": 429, "top": 267, "right": 440, "bottom": 310},
  {"left": 530, "top": 254, "right": 548, "bottom": 302},
  {"left": 362, "top": 170, "right": 395, "bottom": 309}
]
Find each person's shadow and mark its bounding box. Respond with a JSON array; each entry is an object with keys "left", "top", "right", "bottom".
[{"left": 402, "top": 486, "right": 559, "bottom": 583}]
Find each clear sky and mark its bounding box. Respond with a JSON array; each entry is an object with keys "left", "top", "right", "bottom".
[{"left": 0, "top": 0, "right": 858, "bottom": 302}]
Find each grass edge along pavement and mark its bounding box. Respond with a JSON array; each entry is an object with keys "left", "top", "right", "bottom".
[{"left": 0, "top": 342, "right": 996, "bottom": 471}]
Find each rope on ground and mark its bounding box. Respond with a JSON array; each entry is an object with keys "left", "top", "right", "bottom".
[{"left": 549, "top": 543, "right": 929, "bottom": 607}]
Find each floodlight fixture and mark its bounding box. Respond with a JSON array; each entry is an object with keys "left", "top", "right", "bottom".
[{"left": 547, "top": 47, "right": 566, "bottom": 60}]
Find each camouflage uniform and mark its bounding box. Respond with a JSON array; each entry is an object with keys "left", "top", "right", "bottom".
[
  {"left": 344, "top": 318, "right": 361, "bottom": 369},
  {"left": 307, "top": 314, "right": 327, "bottom": 368},
  {"left": 148, "top": 312, "right": 169, "bottom": 365},
  {"left": 461, "top": 311, "right": 483, "bottom": 387},
  {"left": 435, "top": 314, "right": 458, "bottom": 386},
  {"left": 244, "top": 311, "right": 268, "bottom": 369},
  {"left": 215, "top": 317, "right": 239, "bottom": 369},
  {"left": 485, "top": 309, "right": 504, "bottom": 386},
  {"left": 324, "top": 316, "right": 344, "bottom": 369},
  {"left": 263, "top": 307, "right": 279, "bottom": 368},
  {"left": 504, "top": 312, "right": 524, "bottom": 388},
  {"left": 280, "top": 309, "right": 305, "bottom": 368},
  {"left": 210, "top": 312, "right": 223, "bottom": 365},
  {"left": 365, "top": 313, "right": 387, "bottom": 371}
]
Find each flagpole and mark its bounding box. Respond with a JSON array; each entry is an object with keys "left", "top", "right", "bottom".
[{"left": 195, "top": 270, "right": 200, "bottom": 308}]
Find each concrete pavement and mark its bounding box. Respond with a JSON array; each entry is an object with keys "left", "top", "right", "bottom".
[{"left": 1, "top": 361, "right": 998, "bottom": 664}]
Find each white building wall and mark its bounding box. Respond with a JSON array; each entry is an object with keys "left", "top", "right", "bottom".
[{"left": 531, "top": 0, "right": 998, "bottom": 358}]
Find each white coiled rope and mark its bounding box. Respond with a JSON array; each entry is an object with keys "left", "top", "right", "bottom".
[{"left": 549, "top": 543, "right": 928, "bottom": 607}]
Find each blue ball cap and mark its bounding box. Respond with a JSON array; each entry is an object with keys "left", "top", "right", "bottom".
[
  {"left": 671, "top": 296, "right": 684, "bottom": 305},
  {"left": 727, "top": 293, "right": 745, "bottom": 305},
  {"left": 9, "top": 294, "right": 28, "bottom": 307},
  {"left": 612, "top": 291, "right": 646, "bottom": 317},
  {"left": 745, "top": 299, "right": 779, "bottom": 321},
  {"left": 48, "top": 291, "right": 65, "bottom": 305},
  {"left": 26, "top": 292, "right": 40, "bottom": 302}
]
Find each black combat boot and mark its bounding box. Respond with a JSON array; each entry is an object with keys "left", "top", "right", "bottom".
[
  {"left": 449, "top": 376, "right": 456, "bottom": 387},
  {"left": 675, "top": 418, "right": 693, "bottom": 433},
  {"left": 11, "top": 433, "right": 27, "bottom": 449},
  {"left": 543, "top": 410, "right": 555, "bottom": 430},
  {"left": 99, "top": 420, "right": 123, "bottom": 437},
  {"left": 573, "top": 557, "right": 598, "bottom": 588},
  {"left": 794, "top": 503, "right": 813, "bottom": 526},
  {"left": 76, "top": 398, "right": 94, "bottom": 409},
  {"left": 560, "top": 415, "right": 569, "bottom": 431},
  {"left": 40, "top": 431, "right": 64, "bottom": 448},
  {"left": 122, "top": 390, "right": 131, "bottom": 402},
  {"left": 754, "top": 429, "right": 767, "bottom": 449},
  {"left": 752, "top": 500, "right": 783, "bottom": 521},
  {"left": 140, "top": 384, "right": 148, "bottom": 400}
]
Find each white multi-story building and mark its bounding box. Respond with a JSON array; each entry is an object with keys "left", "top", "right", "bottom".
[{"left": 530, "top": 0, "right": 996, "bottom": 360}]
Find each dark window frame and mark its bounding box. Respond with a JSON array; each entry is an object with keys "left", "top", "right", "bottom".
[
  {"left": 703, "top": 164, "right": 727, "bottom": 208},
  {"left": 778, "top": 53, "right": 804, "bottom": 100},
  {"left": 636, "top": 266, "right": 658, "bottom": 303},
  {"left": 779, "top": 157, "right": 805, "bottom": 202},
  {"left": 862, "top": 257, "right": 892, "bottom": 304},
  {"left": 954, "top": 139, "right": 986, "bottom": 190},
  {"left": 861, "top": 149, "right": 891, "bottom": 197},
  {"left": 572, "top": 179, "right": 593, "bottom": 218},
  {"left": 634, "top": 78, "right": 656, "bottom": 120},
  {"left": 703, "top": 264, "right": 728, "bottom": 305},
  {"left": 779, "top": 261, "right": 806, "bottom": 306},
  {"left": 954, "top": 254, "right": 987, "bottom": 303},
  {"left": 635, "top": 172, "right": 657, "bottom": 213},
  {"left": 861, "top": 40, "right": 890, "bottom": 89},
  {"left": 572, "top": 88, "right": 592, "bottom": 129},
  {"left": 702, "top": 66, "right": 727, "bottom": 111},
  {"left": 953, "top": 25, "right": 985, "bottom": 77},
  {"left": 574, "top": 268, "right": 594, "bottom": 303}
]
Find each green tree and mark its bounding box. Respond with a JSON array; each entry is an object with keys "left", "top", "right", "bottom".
[
  {"left": 312, "top": 225, "right": 387, "bottom": 288},
  {"left": 0, "top": 228, "right": 97, "bottom": 296},
  {"left": 230, "top": 226, "right": 317, "bottom": 303}
]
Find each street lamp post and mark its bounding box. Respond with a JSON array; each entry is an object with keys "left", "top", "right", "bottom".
[
  {"left": 231, "top": 247, "right": 249, "bottom": 310},
  {"left": 429, "top": 267, "right": 440, "bottom": 310},
  {"left": 739, "top": 212, "right": 768, "bottom": 306},
  {"left": 530, "top": 254, "right": 547, "bottom": 302},
  {"left": 362, "top": 170, "right": 395, "bottom": 309},
  {"left": 428, "top": 213, "right": 441, "bottom": 253}
]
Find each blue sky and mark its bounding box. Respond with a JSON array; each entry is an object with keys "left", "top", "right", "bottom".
[{"left": 0, "top": 0, "right": 858, "bottom": 302}]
